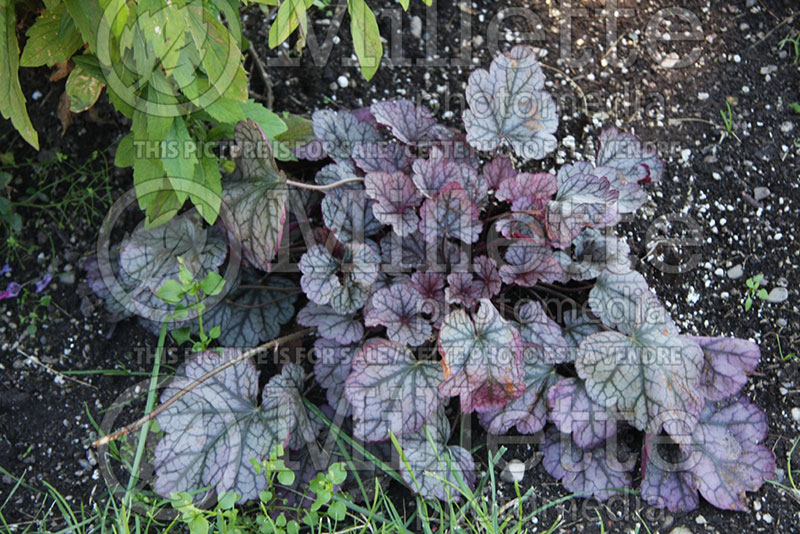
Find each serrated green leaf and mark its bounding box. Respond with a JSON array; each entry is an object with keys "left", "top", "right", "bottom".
[
  {"left": 0, "top": 1, "right": 39, "bottom": 150},
  {"left": 20, "top": 4, "right": 83, "bottom": 67},
  {"left": 63, "top": 0, "right": 102, "bottom": 50},
  {"left": 347, "top": 0, "right": 382, "bottom": 80},
  {"left": 241, "top": 100, "right": 287, "bottom": 139},
  {"left": 162, "top": 118, "right": 199, "bottom": 206},
  {"left": 115, "top": 133, "right": 135, "bottom": 168}
]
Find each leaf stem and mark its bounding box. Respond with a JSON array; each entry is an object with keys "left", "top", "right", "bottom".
[
  {"left": 286, "top": 177, "right": 364, "bottom": 191},
  {"left": 92, "top": 327, "right": 315, "bottom": 448}
]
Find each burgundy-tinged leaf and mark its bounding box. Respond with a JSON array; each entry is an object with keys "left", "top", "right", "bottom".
[
  {"left": 542, "top": 427, "right": 635, "bottom": 502},
  {"left": 481, "top": 155, "right": 517, "bottom": 190},
  {"left": 371, "top": 99, "right": 451, "bottom": 145},
  {"left": 364, "top": 171, "right": 422, "bottom": 236},
  {"left": 445, "top": 273, "right": 483, "bottom": 309},
  {"left": 473, "top": 256, "right": 502, "bottom": 299},
  {"left": 411, "top": 148, "right": 488, "bottom": 206},
  {"left": 363, "top": 283, "right": 432, "bottom": 347},
  {"left": 345, "top": 339, "right": 443, "bottom": 441},
  {"left": 557, "top": 161, "right": 647, "bottom": 216},
  {"left": 438, "top": 300, "right": 525, "bottom": 413},
  {"left": 547, "top": 377, "right": 617, "bottom": 449},
  {"left": 495, "top": 213, "right": 547, "bottom": 242},
  {"left": 297, "top": 303, "right": 364, "bottom": 345},
  {"left": 478, "top": 361, "right": 556, "bottom": 435},
  {"left": 546, "top": 172, "right": 619, "bottom": 248},
  {"left": 596, "top": 127, "right": 665, "bottom": 185},
  {"left": 689, "top": 336, "right": 760, "bottom": 402},
  {"left": 419, "top": 183, "right": 482, "bottom": 245},
  {"left": 298, "top": 243, "right": 380, "bottom": 314},
  {"left": 498, "top": 239, "right": 563, "bottom": 287},
  {"left": 496, "top": 172, "right": 557, "bottom": 213}
]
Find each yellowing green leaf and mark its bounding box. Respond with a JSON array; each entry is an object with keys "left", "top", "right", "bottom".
[
  {"left": 347, "top": 0, "right": 382, "bottom": 80},
  {"left": 0, "top": 1, "right": 39, "bottom": 150},
  {"left": 268, "top": 0, "right": 313, "bottom": 49},
  {"left": 66, "top": 66, "right": 106, "bottom": 112}
]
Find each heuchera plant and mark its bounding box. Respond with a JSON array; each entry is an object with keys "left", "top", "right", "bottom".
[{"left": 89, "top": 45, "right": 775, "bottom": 512}]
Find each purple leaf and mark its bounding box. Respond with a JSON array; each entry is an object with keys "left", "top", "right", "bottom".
[
  {"left": 353, "top": 141, "right": 414, "bottom": 174},
  {"left": 410, "top": 272, "right": 446, "bottom": 302},
  {"left": 542, "top": 427, "right": 635, "bottom": 502},
  {"left": 313, "top": 338, "right": 355, "bottom": 416},
  {"left": 297, "top": 303, "right": 364, "bottom": 345},
  {"left": 445, "top": 273, "right": 483, "bottom": 309},
  {"left": 363, "top": 283, "right": 432, "bottom": 347},
  {"left": 154, "top": 352, "right": 301, "bottom": 503},
  {"left": 419, "top": 183, "right": 482, "bottom": 245},
  {"left": 498, "top": 239, "right": 563, "bottom": 287},
  {"left": 0, "top": 281, "right": 21, "bottom": 300},
  {"left": 371, "top": 99, "right": 451, "bottom": 145},
  {"left": 596, "top": 127, "right": 665, "bottom": 185},
  {"left": 221, "top": 120, "right": 287, "bottom": 271},
  {"left": 686, "top": 396, "right": 775, "bottom": 510},
  {"left": 546, "top": 173, "right": 619, "bottom": 248},
  {"left": 690, "top": 336, "right": 760, "bottom": 402},
  {"left": 496, "top": 172, "right": 557, "bottom": 213},
  {"left": 321, "top": 187, "right": 382, "bottom": 242},
  {"left": 364, "top": 171, "right": 422, "bottom": 236},
  {"left": 438, "top": 300, "right": 525, "bottom": 413},
  {"left": 397, "top": 408, "right": 476, "bottom": 501},
  {"left": 411, "top": 148, "right": 488, "bottom": 205},
  {"left": 557, "top": 161, "right": 647, "bottom": 216},
  {"left": 478, "top": 360, "right": 555, "bottom": 435},
  {"left": 203, "top": 276, "right": 297, "bottom": 349},
  {"left": 474, "top": 256, "right": 502, "bottom": 299},
  {"left": 35, "top": 273, "right": 53, "bottom": 293},
  {"left": 481, "top": 155, "right": 516, "bottom": 190},
  {"left": 495, "top": 213, "right": 547, "bottom": 241},
  {"left": 576, "top": 324, "right": 704, "bottom": 440},
  {"left": 345, "top": 339, "right": 443, "bottom": 441},
  {"left": 516, "top": 301, "right": 571, "bottom": 364},
  {"left": 640, "top": 434, "right": 699, "bottom": 512},
  {"left": 314, "top": 160, "right": 360, "bottom": 186},
  {"left": 299, "top": 243, "right": 380, "bottom": 314},
  {"left": 464, "top": 45, "right": 558, "bottom": 160},
  {"left": 312, "top": 109, "right": 382, "bottom": 162},
  {"left": 547, "top": 377, "right": 617, "bottom": 449}
]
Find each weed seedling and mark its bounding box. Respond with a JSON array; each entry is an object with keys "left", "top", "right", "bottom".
[
  {"left": 720, "top": 101, "right": 741, "bottom": 142},
  {"left": 779, "top": 31, "right": 800, "bottom": 63},
  {"left": 744, "top": 274, "right": 769, "bottom": 311},
  {"left": 775, "top": 333, "right": 798, "bottom": 362}
]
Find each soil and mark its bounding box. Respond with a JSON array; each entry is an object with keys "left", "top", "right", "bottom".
[{"left": 2, "top": 0, "right": 800, "bottom": 533}]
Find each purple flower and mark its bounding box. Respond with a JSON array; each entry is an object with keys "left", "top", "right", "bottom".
[
  {"left": 35, "top": 273, "right": 53, "bottom": 293},
  {"left": 0, "top": 264, "right": 10, "bottom": 275},
  {"left": 0, "top": 281, "right": 21, "bottom": 300}
]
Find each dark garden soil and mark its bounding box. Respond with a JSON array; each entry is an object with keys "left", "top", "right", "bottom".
[{"left": 2, "top": 1, "right": 800, "bottom": 532}]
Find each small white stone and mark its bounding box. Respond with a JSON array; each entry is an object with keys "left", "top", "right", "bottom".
[
  {"left": 767, "top": 287, "right": 788, "bottom": 303},
  {"left": 733, "top": 54, "right": 741, "bottom": 63},
  {"left": 712, "top": 172, "right": 721, "bottom": 180},
  {"left": 337, "top": 75, "right": 349, "bottom": 88},
  {"left": 742, "top": 85, "right": 750, "bottom": 94},
  {"left": 698, "top": 92, "right": 710, "bottom": 101},
  {"left": 681, "top": 148, "right": 691, "bottom": 162},
  {"left": 780, "top": 121, "right": 795, "bottom": 134},
  {"left": 410, "top": 16, "right": 423, "bottom": 39},
  {"left": 714, "top": 268, "right": 724, "bottom": 276},
  {"left": 695, "top": 515, "right": 707, "bottom": 525},
  {"left": 563, "top": 135, "right": 576, "bottom": 149},
  {"left": 754, "top": 500, "right": 762, "bottom": 511},
  {"left": 501, "top": 460, "right": 526, "bottom": 483},
  {"left": 763, "top": 513, "right": 773, "bottom": 524},
  {"left": 791, "top": 407, "right": 800, "bottom": 423},
  {"left": 32, "top": 90, "right": 42, "bottom": 100}
]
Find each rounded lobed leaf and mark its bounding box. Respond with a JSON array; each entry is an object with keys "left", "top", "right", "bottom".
[
  {"left": 364, "top": 171, "right": 422, "bottom": 236},
  {"left": 438, "top": 300, "right": 525, "bottom": 413},
  {"left": 419, "top": 183, "right": 482, "bottom": 245},
  {"left": 363, "top": 283, "right": 432, "bottom": 347}
]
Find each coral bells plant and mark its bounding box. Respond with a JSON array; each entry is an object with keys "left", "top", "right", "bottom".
[{"left": 90, "top": 46, "right": 774, "bottom": 512}]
